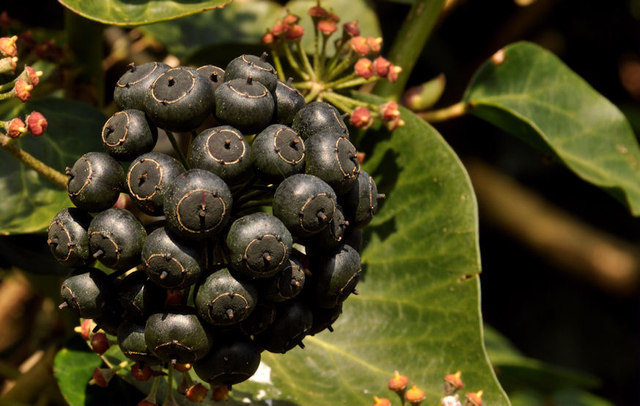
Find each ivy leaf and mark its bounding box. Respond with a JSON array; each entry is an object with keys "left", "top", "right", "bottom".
[
  {"left": 226, "top": 95, "right": 508, "bottom": 405},
  {"left": 58, "top": 0, "right": 231, "bottom": 26},
  {"left": 54, "top": 338, "right": 104, "bottom": 406},
  {"left": 0, "top": 97, "right": 105, "bottom": 235},
  {"left": 464, "top": 41, "right": 640, "bottom": 216},
  {"left": 140, "top": 0, "right": 283, "bottom": 63}
]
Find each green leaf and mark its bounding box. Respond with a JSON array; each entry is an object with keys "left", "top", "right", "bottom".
[
  {"left": 0, "top": 97, "right": 105, "bottom": 235},
  {"left": 58, "top": 0, "right": 231, "bottom": 26},
  {"left": 233, "top": 94, "right": 509, "bottom": 405},
  {"left": 140, "top": 0, "right": 283, "bottom": 62},
  {"left": 464, "top": 41, "right": 640, "bottom": 216},
  {"left": 54, "top": 338, "right": 103, "bottom": 406}
]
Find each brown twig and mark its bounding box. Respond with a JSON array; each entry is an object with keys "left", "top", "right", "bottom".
[{"left": 465, "top": 158, "right": 640, "bottom": 296}]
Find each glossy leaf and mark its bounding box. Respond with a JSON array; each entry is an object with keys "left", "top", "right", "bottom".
[
  {"left": 0, "top": 98, "right": 105, "bottom": 235},
  {"left": 229, "top": 94, "right": 507, "bottom": 405},
  {"left": 54, "top": 338, "right": 103, "bottom": 406},
  {"left": 58, "top": 0, "right": 230, "bottom": 26},
  {"left": 464, "top": 41, "right": 640, "bottom": 216},
  {"left": 140, "top": 0, "right": 283, "bottom": 62}
]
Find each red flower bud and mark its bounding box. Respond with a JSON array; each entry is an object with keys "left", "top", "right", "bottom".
[
  {"left": 354, "top": 58, "right": 374, "bottom": 79},
  {"left": 343, "top": 21, "right": 360, "bottom": 37},
  {"left": 91, "top": 368, "right": 114, "bottom": 388},
  {"left": 174, "top": 363, "right": 192, "bottom": 373},
  {"left": 7, "top": 118, "right": 26, "bottom": 139},
  {"left": 387, "top": 65, "right": 402, "bottom": 83},
  {"left": 367, "top": 37, "right": 382, "bottom": 54},
  {"left": 327, "top": 12, "right": 340, "bottom": 22},
  {"left": 186, "top": 383, "right": 208, "bottom": 402},
  {"left": 211, "top": 385, "right": 230, "bottom": 401},
  {"left": 131, "top": 363, "right": 153, "bottom": 382},
  {"left": 308, "top": 6, "right": 328, "bottom": 18},
  {"left": 381, "top": 101, "right": 400, "bottom": 122},
  {"left": 286, "top": 24, "right": 305, "bottom": 40},
  {"left": 373, "top": 56, "right": 392, "bottom": 77},
  {"left": 350, "top": 107, "right": 373, "bottom": 129},
  {"left": 25, "top": 66, "right": 42, "bottom": 86},
  {"left": 90, "top": 332, "right": 110, "bottom": 355},
  {"left": 262, "top": 31, "right": 275, "bottom": 45},
  {"left": 0, "top": 36, "right": 17, "bottom": 58},
  {"left": 283, "top": 13, "right": 300, "bottom": 25},
  {"left": 26, "top": 111, "right": 47, "bottom": 136},
  {"left": 138, "top": 401, "right": 156, "bottom": 406},
  {"left": 14, "top": 80, "right": 33, "bottom": 102},
  {"left": 373, "top": 396, "right": 392, "bottom": 406},
  {"left": 350, "top": 36, "right": 370, "bottom": 56},
  {"left": 272, "top": 20, "right": 288, "bottom": 37},
  {"left": 318, "top": 19, "right": 338, "bottom": 35}
]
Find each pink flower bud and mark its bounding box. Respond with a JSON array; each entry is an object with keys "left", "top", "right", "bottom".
[
  {"left": 373, "top": 56, "right": 392, "bottom": 77},
  {"left": 26, "top": 111, "right": 47, "bottom": 136},
  {"left": 350, "top": 107, "right": 373, "bottom": 129},
  {"left": 25, "top": 66, "right": 42, "bottom": 86},
  {"left": 283, "top": 13, "right": 300, "bottom": 25},
  {"left": 381, "top": 101, "right": 400, "bottom": 122},
  {"left": 387, "top": 65, "right": 402, "bottom": 83},
  {"left": 7, "top": 118, "right": 26, "bottom": 139},
  {"left": 14, "top": 80, "right": 33, "bottom": 102},
  {"left": 262, "top": 31, "right": 275, "bottom": 45},
  {"left": 318, "top": 19, "right": 338, "bottom": 35},
  {"left": 350, "top": 36, "right": 370, "bottom": 56},
  {"left": 343, "top": 21, "right": 360, "bottom": 37},
  {"left": 286, "top": 24, "right": 305, "bottom": 40},
  {"left": 308, "top": 6, "right": 328, "bottom": 18},
  {"left": 0, "top": 36, "right": 17, "bottom": 58},
  {"left": 354, "top": 58, "right": 374, "bottom": 79},
  {"left": 271, "top": 20, "right": 288, "bottom": 36},
  {"left": 366, "top": 37, "right": 382, "bottom": 54}
]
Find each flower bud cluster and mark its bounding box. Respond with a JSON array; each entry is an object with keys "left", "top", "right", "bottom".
[
  {"left": 260, "top": 3, "right": 404, "bottom": 133},
  {"left": 371, "top": 370, "right": 484, "bottom": 406}
]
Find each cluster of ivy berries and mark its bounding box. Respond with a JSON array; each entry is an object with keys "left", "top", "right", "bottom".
[
  {"left": 48, "top": 52, "right": 384, "bottom": 403},
  {"left": 373, "top": 371, "right": 484, "bottom": 406},
  {"left": 0, "top": 35, "right": 48, "bottom": 138}
]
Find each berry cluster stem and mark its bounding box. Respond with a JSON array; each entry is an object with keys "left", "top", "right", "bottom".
[
  {"left": 165, "top": 131, "right": 190, "bottom": 170},
  {"left": 0, "top": 133, "right": 67, "bottom": 189}
]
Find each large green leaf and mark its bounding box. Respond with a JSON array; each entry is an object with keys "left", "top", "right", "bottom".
[
  {"left": 0, "top": 98, "right": 105, "bottom": 235},
  {"left": 58, "top": 0, "right": 230, "bottom": 26},
  {"left": 54, "top": 338, "right": 104, "bottom": 406},
  {"left": 225, "top": 95, "right": 507, "bottom": 405},
  {"left": 140, "top": 0, "right": 283, "bottom": 62},
  {"left": 464, "top": 41, "right": 640, "bottom": 216}
]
